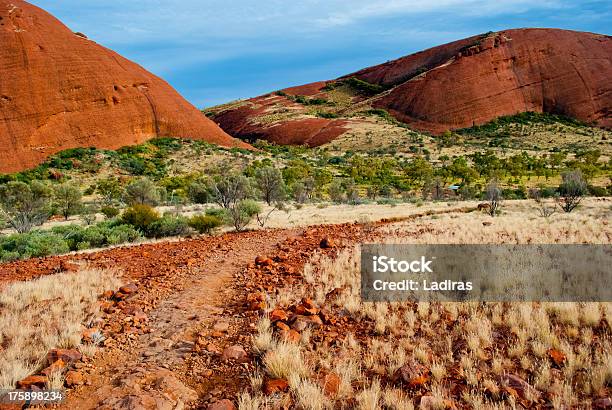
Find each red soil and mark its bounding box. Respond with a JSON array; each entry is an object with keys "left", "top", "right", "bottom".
[{"left": 0, "top": 1, "right": 250, "bottom": 174}]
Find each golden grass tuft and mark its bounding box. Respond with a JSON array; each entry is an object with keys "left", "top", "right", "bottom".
[{"left": 0, "top": 268, "right": 121, "bottom": 388}]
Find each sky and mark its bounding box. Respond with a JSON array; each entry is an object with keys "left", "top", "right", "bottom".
[{"left": 32, "top": 0, "right": 612, "bottom": 108}]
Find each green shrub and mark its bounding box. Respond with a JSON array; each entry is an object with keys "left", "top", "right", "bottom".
[
  {"left": 229, "top": 199, "right": 261, "bottom": 231},
  {"left": 121, "top": 205, "right": 160, "bottom": 232},
  {"left": 101, "top": 206, "right": 120, "bottom": 219},
  {"left": 317, "top": 112, "right": 339, "bottom": 119},
  {"left": 587, "top": 185, "right": 608, "bottom": 197},
  {"left": 148, "top": 214, "right": 191, "bottom": 238},
  {"left": 188, "top": 214, "right": 223, "bottom": 234},
  {"left": 344, "top": 77, "right": 385, "bottom": 95},
  {"left": 0, "top": 231, "right": 70, "bottom": 261},
  {"left": 205, "top": 207, "right": 230, "bottom": 223}
]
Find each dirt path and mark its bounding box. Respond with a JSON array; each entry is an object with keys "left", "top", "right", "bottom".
[{"left": 59, "top": 229, "right": 299, "bottom": 409}]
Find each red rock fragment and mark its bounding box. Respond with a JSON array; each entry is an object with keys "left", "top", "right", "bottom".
[
  {"left": 47, "top": 348, "right": 82, "bottom": 364},
  {"left": 263, "top": 378, "right": 289, "bottom": 395}
]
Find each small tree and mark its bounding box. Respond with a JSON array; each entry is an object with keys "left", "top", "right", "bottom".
[
  {"left": 97, "top": 177, "right": 122, "bottom": 206},
  {"left": 529, "top": 187, "right": 556, "bottom": 218},
  {"left": 212, "top": 174, "right": 251, "bottom": 209},
  {"left": 0, "top": 181, "right": 52, "bottom": 233},
  {"left": 121, "top": 204, "right": 160, "bottom": 233},
  {"left": 229, "top": 199, "right": 261, "bottom": 231},
  {"left": 255, "top": 167, "right": 286, "bottom": 205},
  {"left": 54, "top": 183, "right": 83, "bottom": 220},
  {"left": 291, "top": 182, "right": 308, "bottom": 204},
  {"left": 187, "top": 179, "right": 213, "bottom": 204},
  {"left": 328, "top": 180, "right": 345, "bottom": 203},
  {"left": 485, "top": 180, "right": 502, "bottom": 217},
  {"left": 124, "top": 178, "right": 161, "bottom": 206},
  {"left": 556, "top": 170, "right": 587, "bottom": 213}
]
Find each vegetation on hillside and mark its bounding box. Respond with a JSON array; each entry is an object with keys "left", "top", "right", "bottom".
[{"left": 0, "top": 115, "right": 610, "bottom": 261}]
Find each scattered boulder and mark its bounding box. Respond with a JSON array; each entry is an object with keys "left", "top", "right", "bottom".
[
  {"left": 548, "top": 348, "right": 566, "bottom": 367},
  {"left": 270, "top": 309, "right": 289, "bottom": 322},
  {"left": 320, "top": 372, "right": 340, "bottom": 397},
  {"left": 119, "top": 283, "right": 138, "bottom": 295},
  {"left": 40, "top": 359, "right": 66, "bottom": 376},
  {"left": 280, "top": 329, "right": 301, "bottom": 343},
  {"left": 499, "top": 373, "right": 541, "bottom": 401},
  {"left": 101, "top": 290, "right": 115, "bottom": 299},
  {"left": 263, "top": 378, "right": 289, "bottom": 395},
  {"left": 17, "top": 375, "right": 48, "bottom": 389},
  {"left": 65, "top": 371, "right": 85, "bottom": 387},
  {"left": 276, "top": 322, "right": 290, "bottom": 331},
  {"left": 47, "top": 348, "right": 82, "bottom": 364},
  {"left": 246, "top": 292, "right": 266, "bottom": 311},
  {"left": 213, "top": 321, "right": 230, "bottom": 333},
  {"left": 153, "top": 373, "right": 198, "bottom": 403},
  {"left": 291, "top": 315, "right": 323, "bottom": 331},
  {"left": 394, "top": 360, "right": 429, "bottom": 387},
  {"left": 208, "top": 399, "right": 236, "bottom": 410},
  {"left": 221, "top": 345, "right": 249, "bottom": 362},
  {"left": 255, "top": 256, "right": 273, "bottom": 266}
]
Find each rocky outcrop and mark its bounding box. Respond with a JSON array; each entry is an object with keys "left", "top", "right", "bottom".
[
  {"left": 0, "top": 1, "right": 249, "bottom": 173},
  {"left": 373, "top": 29, "right": 611, "bottom": 133},
  {"left": 212, "top": 28, "right": 611, "bottom": 145}
]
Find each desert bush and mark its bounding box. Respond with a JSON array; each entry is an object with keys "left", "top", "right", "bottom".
[
  {"left": 80, "top": 204, "right": 98, "bottom": 225},
  {"left": 0, "top": 181, "right": 53, "bottom": 233},
  {"left": 0, "top": 231, "right": 69, "bottom": 261},
  {"left": 96, "top": 177, "right": 122, "bottom": 206},
  {"left": 53, "top": 183, "right": 83, "bottom": 220},
  {"left": 188, "top": 214, "right": 223, "bottom": 234},
  {"left": 212, "top": 174, "right": 252, "bottom": 209},
  {"left": 485, "top": 180, "right": 502, "bottom": 216},
  {"left": 147, "top": 214, "right": 191, "bottom": 238},
  {"left": 51, "top": 222, "right": 141, "bottom": 251},
  {"left": 557, "top": 170, "right": 587, "bottom": 213},
  {"left": 328, "top": 180, "right": 345, "bottom": 203},
  {"left": 124, "top": 178, "right": 163, "bottom": 206},
  {"left": 255, "top": 167, "right": 286, "bottom": 205},
  {"left": 229, "top": 199, "right": 261, "bottom": 231},
  {"left": 101, "top": 206, "right": 120, "bottom": 219},
  {"left": 121, "top": 204, "right": 160, "bottom": 232},
  {"left": 587, "top": 185, "right": 607, "bottom": 197},
  {"left": 529, "top": 187, "right": 557, "bottom": 218},
  {"left": 187, "top": 180, "right": 213, "bottom": 204}
]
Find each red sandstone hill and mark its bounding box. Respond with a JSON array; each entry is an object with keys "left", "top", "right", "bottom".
[
  {"left": 211, "top": 28, "right": 611, "bottom": 146},
  {"left": 0, "top": 1, "right": 250, "bottom": 174}
]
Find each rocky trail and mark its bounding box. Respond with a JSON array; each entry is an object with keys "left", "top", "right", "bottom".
[
  {"left": 0, "top": 206, "right": 476, "bottom": 409},
  {"left": 55, "top": 229, "right": 298, "bottom": 409}
]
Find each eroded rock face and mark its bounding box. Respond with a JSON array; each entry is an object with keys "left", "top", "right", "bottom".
[
  {"left": 212, "top": 29, "right": 611, "bottom": 145},
  {"left": 0, "top": 1, "right": 249, "bottom": 173},
  {"left": 374, "top": 29, "right": 611, "bottom": 133}
]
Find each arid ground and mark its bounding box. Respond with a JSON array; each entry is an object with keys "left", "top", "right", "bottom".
[{"left": 1, "top": 199, "right": 610, "bottom": 409}]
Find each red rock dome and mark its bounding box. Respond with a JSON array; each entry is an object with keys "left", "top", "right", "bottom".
[
  {"left": 0, "top": 1, "right": 250, "bottom": 173},
  {"left": 212, "top": 28, "right": 611, "bottom": 145}
]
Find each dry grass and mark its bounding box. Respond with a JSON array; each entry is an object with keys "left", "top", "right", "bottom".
[
  {"left": 244, "top": 203, "right": 611, "bottom": 407},
  {"left": 0, "top": 268, "right": 121, "bottom": 388}
]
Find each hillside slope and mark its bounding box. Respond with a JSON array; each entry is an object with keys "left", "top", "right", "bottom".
[
  {"left": 210, "top": 29, "right": 611, "bottom": 145},
  {"left": 0, "top": 1, "right": 250, "bottom": 173}
]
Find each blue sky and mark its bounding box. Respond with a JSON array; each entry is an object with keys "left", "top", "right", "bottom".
[{"left": 32, "top": 1, "right": 611, "bottom": 108}]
